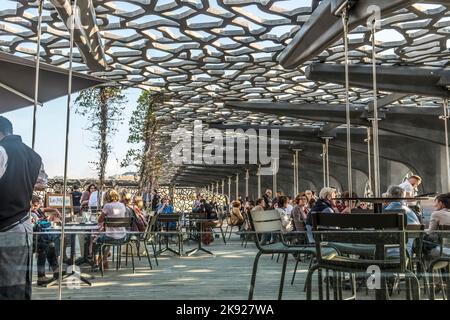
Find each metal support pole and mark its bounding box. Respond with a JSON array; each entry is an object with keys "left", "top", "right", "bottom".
[
  {"left": 236, "top": 173, "right": 239, "bottom": 200},
  {"left": 294, "top": 149, "right": 300, "bottom": 195},
  {"left": 365, "top": 127, "right": 373, "bottom": 196},
  {"left": 216, "top": 181, "right": 219, "bottom": 195},
  {"left": 325, "top": 138, "right": 330, "bottom": 188},
  {"left": 342, "top": 8, "right": 353, "bottom": 197},
  {"left": 228, "top": 176, "right": 231, "bottom": 203},
  {"left": 322, "top": 144, "right": 326, "bottom": 188},
  {"left": 442, "top": 99, "right": 450, "bottom": 192},
  {"left": 272, "top": 158, "right": 277, "bottom": 195},
  {"left": 58, "top": 0, "right": 77, "bottom": 301},
  {"left": 371, "top": 22, "right": 381, "bottom": 197},
  {"left": 257, "top": 165, "right": 261, "bottom": 197},
  {"left": 221, "top": 179, "right": 225, "bottom": 195},
  {"left": 32, "top": 0, "right": 44, "bottom": 150},
  {"left": 292, "top": 153, "right": 297, "bottom": 197},
  {"left": 245, "top": 169, "right": 249, "bottom": 198}
]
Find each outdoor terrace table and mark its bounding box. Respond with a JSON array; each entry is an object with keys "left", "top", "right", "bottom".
[
  {"left": 156, "top": 214, "right": 182, "bottom": 257},
  {"left": 51, "top": 223, "right": 100, "bottom": 286},
  {"left": 334, "top": 197, "right": 428, "bottom": 213},
  {"left": 184, "top": 217, "right": 217, "bottom": 257}
]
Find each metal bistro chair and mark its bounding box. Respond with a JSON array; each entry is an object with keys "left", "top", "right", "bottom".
[
  {"left": 248, "top": 210, "right": 337, "bottom": 300},
  {"left": 211, "top": 208, "right": 227, "bottom": 244},
  {"left": 131, "top": 213, "right": 160, "bottom": 269},
  {"left": 99, "top": 217, "right": 134, "bottom": 277},
  {"left": 427, "top": 224, "right": 450, "bottom": 300},
  {"left": 306, "top": 212, "right": 420, "bottom": 300}
]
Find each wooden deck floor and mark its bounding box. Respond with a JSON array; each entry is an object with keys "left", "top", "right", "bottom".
[{"left": 31, "top": 233, "right": 433, "bottom": 300}]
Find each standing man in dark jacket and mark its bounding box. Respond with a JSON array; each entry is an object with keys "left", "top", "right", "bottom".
[
  {"left": 262, "top": 189, "right": 272, "bottom": 210},
  {"left": 0, "top": 116, "right": 47, "bottom": 300}
]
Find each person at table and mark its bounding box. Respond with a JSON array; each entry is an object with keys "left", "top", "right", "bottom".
[
  {"left": 423, "top": 193, "right": 450, "bottom": 258},
  {"left": 81, "top": 184, "right": 96, "bottom": 211},
  {"left": 193, "top": 194, "right": 202, "bottom": 210},
  {"left": 0, "top": 116, "right": 48, "bottom": 300},
  {"left": 399, "top": 175, "right": 422, "bottom": 198},
  {"left": 157, "top": 197, "right": 175, "bottom": 229},
  {"left": 252, "top": 198, "right": 265, "bottom": 213},
  {"left": 229, "top": 200, "right": 244, "bottom": 227},
  {"left": 276, "top": 196, "right": 294, "bottom": 233},
  {"left": 198, "top": 198, "right": 213, "bottom": 219},
  {"left": 338, "top": 191, "right": 358, "bottom": 213},
  {"left": 151, "top": 189, "right": 161, "bottom": 212},
  {"left": 30, "top": 196, "right": 60, "bottom": 286},
  {"left": 305, "top": 187, "right": 337, "bottom": 244},
  {"left": 304, "top": 189, "right": 316, "bottom": 208},
  {"left": 92, "top": 189, "right": 127, "bottom": 270},
  {"left": 263, "top": 189, "right": 272, "bottom": 210},
  {"left": 383, "top": 185, "right": 420, "bottom": 225},
  {"left": 291, "top": 194, "right": 309, "bottom": 232},
  {"left": 133, "top": 195, "right": 149, "bottom": 219},
  {"left": 71, "top": 185, "right": 82, "bottom": 216}
]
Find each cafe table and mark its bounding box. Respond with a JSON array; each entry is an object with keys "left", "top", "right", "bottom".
[
  {"left": 184, "top": 215, "right": 217, "bottom": 257},
  {"left": 49, "top": 222, "right": 100, "bottom": 287},
  {"left": 329, "top": 197, "right": 426, "bottom": 300}
]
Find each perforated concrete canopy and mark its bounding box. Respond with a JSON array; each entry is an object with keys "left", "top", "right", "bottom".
[{"left": 1, "top": 0, "right": 450, "bottom": 184}]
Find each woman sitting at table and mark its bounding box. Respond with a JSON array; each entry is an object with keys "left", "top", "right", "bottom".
[
  {"left": 92, "top": 189, "right": 127, "bottom": 270},
  {"left": 30, "top": 195, "right": 61, "bottom": 286},
  {"left": 305, "top": 187, "right": 337, "bottom": 243},
  {"left": 80, "top": 183, "right": 97, "bottom": 213},
  {"left": 338, "top": 191, "right": 358, "bottom": 213},
  {"left": 424, "top": 193, "right": 450, "bottom": 258},
  {"left": 129, "top": 194, "right": 148, "bottom": 232},
  {"left": 229, "top": 200, "right": 244, "bottom": 227}
]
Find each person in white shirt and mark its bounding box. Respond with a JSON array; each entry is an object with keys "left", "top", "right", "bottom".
[
  {"left": 276, "top": 196, "right": 294, "bottom": 233},
  {"left": 88, "top": 190, "right": 99, "bottom": 209},
  {"left": 285, "top": 196, "right": 294, "bottom": 215},
  {"left": 399, "top": 175, "right": 422, "bottom": 198}
]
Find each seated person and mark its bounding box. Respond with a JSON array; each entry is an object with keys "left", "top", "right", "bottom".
[
  {"left": 305, "top": 187, "right": 337, "bottom": 243},
  {"left": 383, "top": 185, "right": 420, "bottom": 225},
  {"left": 132, "top": 195, "right": 149, "bottom": 231},
  {"left": 229, "top": 200, "right": 244, "bottom": 227},
  {"left": 424, "top": 193, "right": 450, "bottom": 258},
  {"left": 156, "top": 197, "right": 175, "bottom": 229},
  {"left": 92, "top": 189, "right": 127, "bottom": 270},
  {"left": 383, "top": 185, "right": 420, "bottom": 256},
  {"left": 30, "top": 195, "right": 61, "bottom": 286}
]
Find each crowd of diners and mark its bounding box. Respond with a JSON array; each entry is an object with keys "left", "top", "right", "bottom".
[
  {"left": 29, "top": 185, "right": 176, "bottom": 286},
  {"left": 28, "top": 174, "right": 450, "bottom": 287},
  {"left": 221, "top": 174, "right": 450, "bottom": 264}
]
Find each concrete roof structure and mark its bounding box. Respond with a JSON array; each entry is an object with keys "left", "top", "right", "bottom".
[{"left": 1, "top": 0, "right": 449, "bottom": 192}]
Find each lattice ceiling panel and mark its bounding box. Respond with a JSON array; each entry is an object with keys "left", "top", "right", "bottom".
[{"left": 1, "top": 0, "right": 449, "bottom": 184}]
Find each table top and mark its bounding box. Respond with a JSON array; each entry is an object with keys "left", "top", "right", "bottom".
[
  {"left": 334, "top": 197, "right": 428, "bottom": 202},
  {"left": 54, "top": 223, "right": 100, "bottom": 231}
]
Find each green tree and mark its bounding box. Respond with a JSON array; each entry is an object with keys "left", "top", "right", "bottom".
[
  {"left": 122, "top": 90, "right": 164, "bottom": 194},
  {"left": 75, "top": 86, "right": 127, "bottom": 203}
]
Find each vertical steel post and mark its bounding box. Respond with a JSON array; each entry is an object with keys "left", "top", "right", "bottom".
[{"left": 58, "top": 0, "right": 77, "bottom": 301}]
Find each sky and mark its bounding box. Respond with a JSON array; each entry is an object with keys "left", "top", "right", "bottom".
[{"left": 3, "top": 88, "right": 142, "bottom": 179}]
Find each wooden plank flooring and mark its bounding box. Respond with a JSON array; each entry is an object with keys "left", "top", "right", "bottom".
[{"left": 31, "top": 233, "right": 433, "bottom": 300}]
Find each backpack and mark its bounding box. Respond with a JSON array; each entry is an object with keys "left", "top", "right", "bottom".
[
  {"left": 33, "top": 220, "right": 56, "bottom": 245},
  {"left": 202, "top": 226, "right": 214, "bottom": 245}
]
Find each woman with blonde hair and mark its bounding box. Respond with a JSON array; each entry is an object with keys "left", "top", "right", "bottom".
[
  {"left": 229, "top": 200, "right": 244, "bottom": 226},
  {"left": 132, "top": 195, "right": 148, "bottom": 232},
  {"left": 92, "top": 188, "right": 127, "bottom": 270}
]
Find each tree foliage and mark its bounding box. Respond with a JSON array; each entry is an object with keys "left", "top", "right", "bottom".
[
  {"left": 75, "top": 86, "right": 127, "bottom": 189},
  {"left": 122, "top": 90, "right": 164, "bottom": 193}
]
